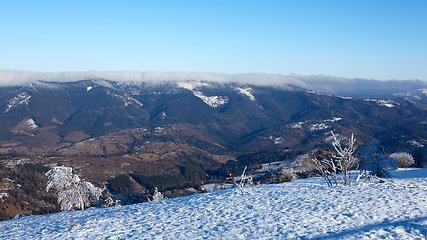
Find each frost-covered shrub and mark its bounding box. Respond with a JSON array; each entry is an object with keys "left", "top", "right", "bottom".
[
  {"left": 45, "top": 166, "right": 102, "bottom": 229},
  {"left": 280, "top": 168, "right": 296, "bottom": 183},
  {"left": 102, "top": 196, "right": 121, "bottom": 207},
  {"left": 152, "top": 187, "right": 164, "bottom": 201},
  {"left": 311, "top": 132, "right": 358, "bottom": 187},
  {"left": 389, "top": 152, "right": 414, "bottom": 168},
  {"left": 45, "top": 166, "right": 102, "bottom": 211},
  {"left": 359, "top": 139, "right": 398, "bottom": 177}
]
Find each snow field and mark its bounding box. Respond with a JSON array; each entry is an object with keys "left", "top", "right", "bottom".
[{"left": 1, "top": 169, "right": 427, "bottom": 239}]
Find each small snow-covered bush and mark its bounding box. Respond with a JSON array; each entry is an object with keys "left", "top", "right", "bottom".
[
  {"left": 389, "top": 152, "right": 414, "bottom": 168},
  {"left": 152, "top": 187, "right": 164, "bottom": 201},
  {"left": 102, "top": 196, "right": 121, "bottom": 207},
  {"left": 359, "top": 139, "right": 398, "bottom": 177},
  {"left": 246, "top": 175, "right": 255, "bottom": 186},
  {"left": 280, "top": 168, "right": 296, "bottom": 183}
]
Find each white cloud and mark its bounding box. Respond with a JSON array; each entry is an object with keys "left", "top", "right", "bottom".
[
  {"left": 0, "top": 70, "right": 426, "bottom": 99},
  {"left": 0, "top": 70, "right": 308, "bottom": 87}
]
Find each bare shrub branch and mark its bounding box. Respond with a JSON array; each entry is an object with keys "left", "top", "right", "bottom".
[{"left": 311, "top": 132, "right": 358, "bottom": 187}]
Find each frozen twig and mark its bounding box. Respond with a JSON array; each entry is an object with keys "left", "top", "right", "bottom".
[
  {"left": 406, "top": 182, "right": 418, "bottom": 189},
  {"left": 311, "top": 132, "right": 358, "bottom": 187},
  {"left": 226, "top": 166, "right": 247, "bottom": 195}
]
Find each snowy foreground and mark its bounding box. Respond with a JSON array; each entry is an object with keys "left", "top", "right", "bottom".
[{"left": 2, "top": 169, "right": 427, "bottom": 239}]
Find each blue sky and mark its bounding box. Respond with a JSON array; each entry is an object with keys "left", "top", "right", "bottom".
[{"left": 1, "top": 0, "right": 426, "bottom": 81}]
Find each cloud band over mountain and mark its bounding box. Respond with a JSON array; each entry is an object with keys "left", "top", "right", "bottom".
[
  {"left": 1, "top": 70, "right": 426, "bottom": 99},
  {"left": 0, "top": 70, "right": 307, "bottom": 87}
]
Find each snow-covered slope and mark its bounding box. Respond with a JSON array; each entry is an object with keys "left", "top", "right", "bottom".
[
  {"left": 177, "top": 81, "right": 229, "bottom": 107},
  {"left": 2, "top": 169, "right": 427, "bottom": 239}
]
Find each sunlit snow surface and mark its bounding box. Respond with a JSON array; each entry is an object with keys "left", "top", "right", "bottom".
[{"left": 2, "top": 169, "right": 427, "bottom": 239}]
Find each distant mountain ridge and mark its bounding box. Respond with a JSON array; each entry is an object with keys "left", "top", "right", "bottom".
[
  {"left": 1, "top": 71, "right": 427, "bottom": 102},
  {"left": 300, "top": 77, "right": 427, "bottom": 102},
  {"left": 0, "top": 79, "right": 426, "bottom": 156}
]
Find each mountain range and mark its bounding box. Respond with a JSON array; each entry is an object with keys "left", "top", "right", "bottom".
[{"left": 0, "top": 79, "right": 426, "bottom": 156}]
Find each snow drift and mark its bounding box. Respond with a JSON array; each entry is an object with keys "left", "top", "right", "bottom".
[{"left": 1, "top": 168, "right": 427, "bottom": 239}]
